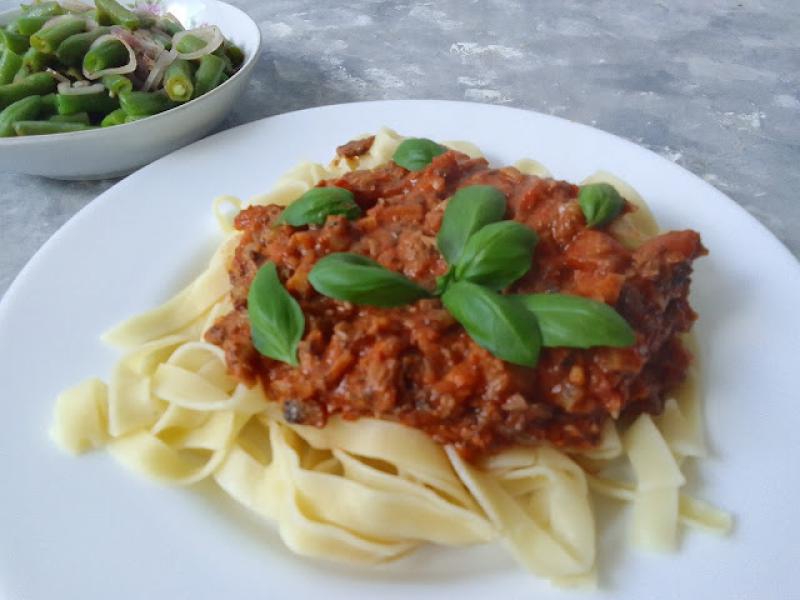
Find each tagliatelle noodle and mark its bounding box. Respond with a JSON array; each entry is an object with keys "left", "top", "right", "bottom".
[{"left": 51, "top": 127, "right": 730, "bottom": 586}]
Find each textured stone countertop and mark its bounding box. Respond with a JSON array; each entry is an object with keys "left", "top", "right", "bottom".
[{"left": 1, "top": 0, "right": 798, "bottom": 296}]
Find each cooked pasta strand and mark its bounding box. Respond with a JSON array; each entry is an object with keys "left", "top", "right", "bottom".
[{"left": 51, "top": 128, "right": 730, "bottom": 584}]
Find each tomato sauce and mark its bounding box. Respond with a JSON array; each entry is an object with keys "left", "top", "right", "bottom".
[{"left": 206, "top": 147, "right": 706, "bottom": 460}]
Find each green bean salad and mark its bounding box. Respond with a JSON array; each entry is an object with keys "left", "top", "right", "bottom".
[{"left": 0, "top": 0, "right": 244, "bottom": 136}]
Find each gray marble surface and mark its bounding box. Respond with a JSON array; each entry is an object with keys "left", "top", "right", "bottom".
[{"left": 1, "top": 0, "right": 799, "bottom": 296}]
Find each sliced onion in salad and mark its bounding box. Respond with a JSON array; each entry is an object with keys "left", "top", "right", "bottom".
[
  {"left": 57, "top": 81, "right": 106, "bottom": 95},
  {"left": 46, "top": 68, "right": 71, "bottom": 84},
  {"left": 143, "top": 48, "right": 177, "bottom": 92},
  {"left": 134, "top": 2, "right": 161, "bottom": 17},
  {"left": 132, "top": 29, "right": 168, "bottom": 57},
  {"left": 172, "top": 26, "right": 223, "bottom": 60},
  {"left": 83, "top": 34, "right": 137, "bottom": 80}
]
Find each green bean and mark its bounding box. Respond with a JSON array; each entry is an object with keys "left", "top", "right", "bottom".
[
  {"left": 40, "top": 92, "right": 58, "bottom": 113},
  {"left": 12, "top": 65, "right": 32, "bottom": 83},
  {"left": 49, "top": 111, "right": 90, "bottom": 124},
  {"left": 55, "top": 27, "right": 110, "bottom": 67},
  {"left": 0, "top": 95, "right": 42, "bottom": 136},
  {"left": 14, "top": 119, "right": 94, "bottom": 135},
  {"left": 22, "top": 46, "right": 54, "bottom": 72},
  {"left": 101, "top": 73, "right": 131, "bottom": 96},
  {"left": 14, "top": 16, "right": 50, "bottom": 36},
  {"left": 123, "top": 114, "right": 148, "bottom": 123},
  {"left": 0, "top": 72, "right": 56, "bottom": 109},
  {"left": 21, "top": 2, "right": 65, "bottom": 18},
  {"left": 0, "top": 49, "right": 24, "bottom": 85},
  {"left": 0, "top": 29, "right": 31, "bottom": 55},
  {"left": 55, "top": 90, "right": 118, "bottom": 115},
  {"left": 156, "top": 15, "right": 183, "bottom": 36},
  {"left": 193, "top": 53, "right": 225, "bottom": 98},
  {"left": 163, "top": 59, "right": 193, "bottom": 102},
  {"left": 95, "top": 0, "right": 140, "bottom": 30},
  {"left": 119, "top": 90, "right": 175, "bottom": 116},
  {"left": 83, "top": 39, "right": 128, "bottom": 75},
  {"left": 175, "top": 34, "right": 205, "bottom": 54},
  {"left": 223, "top": 41, "right": 244, "bottom": 69},
  {"left": 212, "top": 46, "right": 233, "bottom": 74},
  {"left": 100, "top": 106, "right": 125, "bottom": 126},
  {"left": 136, "top": 13, "right": 156, "bottom": 29},
  {"left": 150, "top": 28, "right": 172, "bottom": 49},
  {"left": 95, "top": 8, "right": 111, "bottom": 26},
  {"left": 30, "top": 16, "right": 87, "bottom": 54}
]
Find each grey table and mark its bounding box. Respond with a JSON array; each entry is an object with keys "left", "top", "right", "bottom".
[{"left": 2, "top": 0, "right": 798, "bottom": 296}]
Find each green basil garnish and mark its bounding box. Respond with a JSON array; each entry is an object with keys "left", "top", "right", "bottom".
[
  {"left": 392, "top": 137, "right": 447, "bottom": 171},
  {"left": 434, "top": 270, "right": 453, "bottom": 295},
  {"left": 308, "top": 252, "right": 432, "bottom": 307},
  {"left": 247, "top": 262, "right": 305, "bottom": 366},
  {"left": 249, "top": 154, "right": 640, "bottom": 371},
  {"left": 442, "top": 280, "right": 541, "bottom": 367},
  {"left": 437, "top": 185, "right": 507, "bottom": 264},
  {"left": 578, "top": 183, "right": 624, "bottom": 228},
  {"left": 453, "top": 221, "right": 539, "bottom": 290},
  {"left": 516, "top": 293, "right": 635, "bottom": 349},
  {"left": 276, "top": 186, "right": 360, "bottom": 227}
]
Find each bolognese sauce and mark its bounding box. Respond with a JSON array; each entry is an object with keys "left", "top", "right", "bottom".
[{"left": 205, "top": 145, "right": 706, "bottom": 460}]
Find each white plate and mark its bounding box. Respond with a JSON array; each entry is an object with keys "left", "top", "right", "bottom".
[{"left": 1, "top": 100, "right": 798, "bottom": 600}]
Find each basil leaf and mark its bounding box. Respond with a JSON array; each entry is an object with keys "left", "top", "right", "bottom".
[
  {"left": 277, "top": 186, "right": 360, "bottom": 227},
  {"left": 578, "top": 183, "right": 624, "bottom": 228},
  {"left": 309, "top": 252, "right": 432, "bottom": 307},
  {"left": 516, "top": 293, "right": 635, "bottom": 349},
  {"left": 434, "top": 269, "right": 453, "bottom": 295},
  {"left": 392, "top": 137, "right": 447, "bottom": 171},
  {"left": 437, "top": 185, "right": 507, "bottom": 264},
  {"left": 247, "top": 262, "right": 305, "bottom": 366},
  {"left": 442, "top": 281, "right": 541, "bottom": 367},
  {"left": 453, "top": 221, "right": 538, "bottom": 290}
]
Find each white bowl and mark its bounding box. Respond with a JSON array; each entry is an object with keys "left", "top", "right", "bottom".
[{"left": 0, "top": 0, "right": 261, "bottom": 180}]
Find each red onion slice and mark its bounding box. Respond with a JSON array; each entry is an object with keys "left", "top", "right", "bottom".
[
  {"left": 82, "top": 34, "right": 138, "bottom": 80},
  {"left": 143, "top": 48, "right": 177, "bottom": 92},
  {"left": 46, "top": 68, "right": 71, "bottom": 84},
  {"left": 172, "top": 26, "right": 223, "bottom": 60},
  {"left": 57, "top": 81, "right": 106, "bottom": 95},
  {"left": 134, "top": 2, "right": 162, "bottom": 17},
  {"left": 132, "top": 29, "right": 167, "bottom": 57}
]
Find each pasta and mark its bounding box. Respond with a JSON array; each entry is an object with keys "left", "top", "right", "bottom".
[{"left": 51, "top": 128, "right": 731, "bottom": 587}]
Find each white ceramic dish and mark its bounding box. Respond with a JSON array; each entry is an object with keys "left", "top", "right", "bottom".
[
  {"left": 1, "top": 100, "right": 799, "bottom": 599},
  {"left": 0, "top": 0, "right": 260, "bottom": 180}
]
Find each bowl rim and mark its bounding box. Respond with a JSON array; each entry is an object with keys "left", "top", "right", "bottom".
[{"left": 0, "top": 0, "right": 262, "bottom": 146}]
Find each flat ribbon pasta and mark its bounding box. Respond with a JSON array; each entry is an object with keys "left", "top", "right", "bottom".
[
  {"left": 52, "top": 131, "right": 731, "bottom": 586},
  {"left": 448, "top": 445, "right": 595, "bottom": 581},
  {"left": 102, "top": 234, "right": 238, "bottom": 349}
]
